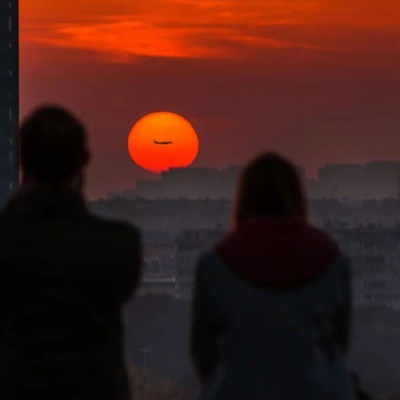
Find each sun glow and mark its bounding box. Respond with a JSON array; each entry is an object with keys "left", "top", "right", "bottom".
[{"left": 127, "top": 112, "right": 199, "bottom": 173}]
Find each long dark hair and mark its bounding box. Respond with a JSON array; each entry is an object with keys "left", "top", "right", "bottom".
[{"left": 234, "top": 152, "right": 307, "bottom": 223}]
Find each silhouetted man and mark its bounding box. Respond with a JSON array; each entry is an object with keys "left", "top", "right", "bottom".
[{"left": 0, "top": 106, "right": 142, "bottom": 399}]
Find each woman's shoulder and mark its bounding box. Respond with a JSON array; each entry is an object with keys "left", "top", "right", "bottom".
[
  {"left": 195, "top": 250, "right": 222, "bottom": 275},
  {"left": 328, "top": 252, "right": 351, "bottom": 278},
  {"left": 194, "top": 250, "right": 236, "bottom": 288}
]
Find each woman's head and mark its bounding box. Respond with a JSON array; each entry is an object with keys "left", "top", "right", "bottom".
[{"left": 234, "top": 152, "right": 307, "bottom": 222}]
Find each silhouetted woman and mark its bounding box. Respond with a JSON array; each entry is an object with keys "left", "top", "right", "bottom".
[{"left": 190, "top": 152, "right": 356, "bottom": 400}]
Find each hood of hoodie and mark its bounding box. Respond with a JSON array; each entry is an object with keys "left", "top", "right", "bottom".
[{"left": 215, "top": 217, "right": 339, "bottom": 288}]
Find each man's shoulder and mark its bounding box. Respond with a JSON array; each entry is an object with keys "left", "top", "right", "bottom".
[
  {"left": 86, "top": 213, "right": 141, "bottom": 242},
  {"left": 85, "top": 215, "right": 142, "bottom": 264}
]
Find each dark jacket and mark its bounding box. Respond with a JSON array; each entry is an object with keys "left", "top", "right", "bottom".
[
  {"left": 0, "top": 187, "right": 142, "bottom": 400},
  {"left": 190, "top": 217, "right": 356, "bottom": 400}
]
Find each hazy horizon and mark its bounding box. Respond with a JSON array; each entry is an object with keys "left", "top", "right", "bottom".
[{"left": 20, "top": 0, "right": 400, "bottom": 198}]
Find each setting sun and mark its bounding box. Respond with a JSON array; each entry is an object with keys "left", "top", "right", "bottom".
[{"left": 128, "top": 112, "right": 199, "bottom": 173}]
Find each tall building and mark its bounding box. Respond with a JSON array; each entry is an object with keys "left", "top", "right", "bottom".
[{"left": 0, "top": 0, "right": 19, "bottom": 207}]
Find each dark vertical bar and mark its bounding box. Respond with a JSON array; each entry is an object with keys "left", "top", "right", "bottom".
[{"left": 0, "top": 0, "right": 19, "bottom": 207}]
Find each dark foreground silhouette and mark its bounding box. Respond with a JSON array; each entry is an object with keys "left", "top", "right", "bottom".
[
  {"left": 0, "top": 106, "right": 142, "bottom": 399},
  {"left": 190, "top": 153, "right": 358, "bottom": 400}
]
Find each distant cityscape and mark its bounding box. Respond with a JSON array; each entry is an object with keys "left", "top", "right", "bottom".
[
  {"left": 107, "top": 161, "right": 400, "bottom": 201},
  {"left": 100, "top": 158, "right": 400, "bottom": 307},
  {"left": 91, "top": 188, "right": 400, "bottom": 310}
]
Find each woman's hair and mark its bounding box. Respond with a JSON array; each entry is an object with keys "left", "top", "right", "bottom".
[{"left": 234, "top": 152, "right": 307, "bottom": 222}]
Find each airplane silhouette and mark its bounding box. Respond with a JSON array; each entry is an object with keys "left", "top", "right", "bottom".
[{"left": 154, "top": 140, "right": 173, "bottom": 145}]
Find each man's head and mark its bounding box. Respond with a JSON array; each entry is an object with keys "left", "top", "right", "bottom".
[{"left": 20, "top": 106, "right": 90, "bottom": 188}]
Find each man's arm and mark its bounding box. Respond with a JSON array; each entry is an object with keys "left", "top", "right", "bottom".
[
  {"left": 121, "top": 225, "right": 143, "bottom": 302},
  {"left": 190, "top": 257, "right": 219, "bottom": 383}
]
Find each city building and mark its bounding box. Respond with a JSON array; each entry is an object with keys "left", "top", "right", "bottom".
[
  {"left": 315, "top": 162, "right": 400, "bottom": 200},
  {"left": 137, "top": 275, "right": 178, "bottom": 297},
  {"left": 325, "top": 222, "right": 400, "bottom": 308},
  {"left": 132, "top": 166, "right": 241, "bottom": 200},
  {"left": 115, "top": 164, "right": 305, "bottom": 201},
  {"left": 174, "top": 225, "right": 226, "bottom": 298},
  {"left": 0, "top": 0, "right": 19, "bottom": 206}
]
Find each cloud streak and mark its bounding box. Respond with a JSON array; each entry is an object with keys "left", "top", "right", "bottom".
[
  {"left": 23, "top": 19, "right": 330, "bottom": 62},
  {"left": 20, "top": 0, "right": 400, "bottom": 62}
]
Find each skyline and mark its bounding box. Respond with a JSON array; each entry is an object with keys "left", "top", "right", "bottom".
[
  {"left": 110, "top": 160, "right": 400, "bottom": 201},
  {"left": 20, "top": 0, "right": 400, "bottom": 198}
]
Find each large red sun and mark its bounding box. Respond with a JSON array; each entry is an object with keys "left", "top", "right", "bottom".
[{"left": 128, "top": 112, "right": 199, "bottom": 173}]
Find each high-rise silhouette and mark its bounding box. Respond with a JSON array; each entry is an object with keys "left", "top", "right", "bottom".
[{"left": 0, "top": 0, "right": 19, "bottom": 206}]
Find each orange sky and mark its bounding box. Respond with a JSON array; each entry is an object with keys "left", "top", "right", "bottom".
[
  {"left": 21, "top": 0, "right": 400, "bottom": 62},
  {"left": 20, "top": 0, "right": 400, "bottom": 198}
]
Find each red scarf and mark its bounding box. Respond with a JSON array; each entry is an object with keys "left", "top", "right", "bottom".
[{"left": 215, "top": 217, "right": 339, "bottom": 287}]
